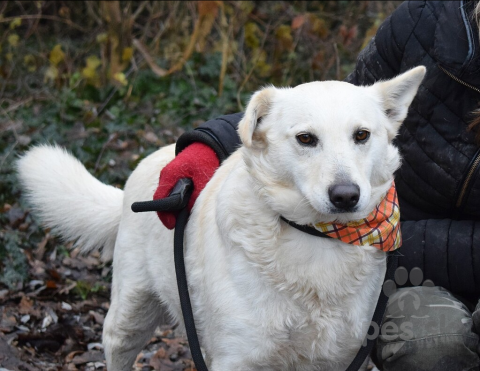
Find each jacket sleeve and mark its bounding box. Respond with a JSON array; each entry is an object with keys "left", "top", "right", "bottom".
[
  {"left": 175, "top": 112, "right": 243, "bottom": 162},
  {"left": 398, "top": 219, "right": 480, "bottom": 298},
  {"left": 345, "top": 1, "right": 427, "bottom": 86}
]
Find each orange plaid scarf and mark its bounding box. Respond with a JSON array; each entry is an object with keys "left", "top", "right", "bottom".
[{"left": 312, "top": 182, "right": 401, "bottom": 252}]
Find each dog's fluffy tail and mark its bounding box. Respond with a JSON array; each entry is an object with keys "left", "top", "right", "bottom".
[{"left": 17, "top": 145, "right": 123, "bottom": 261}]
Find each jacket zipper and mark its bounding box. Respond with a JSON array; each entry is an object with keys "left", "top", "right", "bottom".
[
  {"left": 438, "top": 64, "right": 480, "bottom": 94},
  {"left": 456, "top": 153, "right": 480, "bottom": 207},
  {"left": 438, "top": 64, "right": 480, "bottom": 208}
]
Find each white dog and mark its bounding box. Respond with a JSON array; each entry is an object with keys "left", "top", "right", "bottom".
[{"left": 17, "top": 66, "right": 425, "bottom": 371}]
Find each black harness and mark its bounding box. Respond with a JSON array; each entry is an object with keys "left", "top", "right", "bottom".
[{"left": 132, "top": 178, "right": 398, "bottom": 371}]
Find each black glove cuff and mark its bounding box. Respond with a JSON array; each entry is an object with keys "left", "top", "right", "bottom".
[{"left": 175, "top": 129, "right": 229, "bottom": 162}]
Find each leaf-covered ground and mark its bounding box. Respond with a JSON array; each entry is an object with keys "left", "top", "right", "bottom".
[{"left": 0, "top": 238, "right": 195, "bottom": 371}]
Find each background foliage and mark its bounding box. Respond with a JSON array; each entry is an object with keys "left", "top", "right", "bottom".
[{"left": 0, "top": 1, "right": 400, "bottom": 288}]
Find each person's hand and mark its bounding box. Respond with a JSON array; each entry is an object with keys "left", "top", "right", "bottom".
[{"left": 153, "top": 142, "right": 220, "bottom": 229}]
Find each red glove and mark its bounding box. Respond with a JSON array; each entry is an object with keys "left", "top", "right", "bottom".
[{"left": 153, "top": 142, "right": 220, "bottom": 229}]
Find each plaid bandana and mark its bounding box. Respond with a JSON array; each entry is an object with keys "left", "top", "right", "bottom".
[{"left": 311, "top": 182, "right": 401, "bottom": 252}]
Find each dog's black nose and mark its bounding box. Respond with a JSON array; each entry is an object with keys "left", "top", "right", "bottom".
[{"left": 328, "top": 183, "right": 360, "bottom": 210}]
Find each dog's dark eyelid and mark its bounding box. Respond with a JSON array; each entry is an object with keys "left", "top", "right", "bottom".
[
  {"left": 354, "top": 129, "right": 370, "bottom": 144},
  {"left": 296, "top": 132, "right": 318, "bottom": 146}
]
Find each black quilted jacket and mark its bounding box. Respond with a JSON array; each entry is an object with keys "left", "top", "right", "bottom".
[{"left": 175, "top": 1, "right": 480, "bottom": 298}]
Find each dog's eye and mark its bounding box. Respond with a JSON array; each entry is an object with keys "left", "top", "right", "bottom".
[
  {"left": 296, "top": 133, "right": 317, "bottom": 146},
  {"left": 354, "top": 130, "right": 370, "bottom": 143}
]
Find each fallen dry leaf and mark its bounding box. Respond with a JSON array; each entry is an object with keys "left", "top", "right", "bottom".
[
  {"left": 89, "top": 310, "right": 104, "bottom": 325},
  {"left": 35, "top": 234, "right": 50, "bottom": 261},
  {"left": 65, "top": 350, "right": 84, "bottom": 363},
  {"left": 18, "top": 296, "right": 40, "bottom": 318},
  {"left": 0, "top": 311, "right": 17, "bottom": 333},
  {"left": 72, "top": 350, "right": 104, "bottom": 365}
]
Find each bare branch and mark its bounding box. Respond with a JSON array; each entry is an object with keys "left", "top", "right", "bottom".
[{"left": 0, "top": 14, "right": 87, "bottom": 32}]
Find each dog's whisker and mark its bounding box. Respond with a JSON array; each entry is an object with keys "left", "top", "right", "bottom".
[{"left": 292, "top": 196, "right": 310, "bottom": 216}]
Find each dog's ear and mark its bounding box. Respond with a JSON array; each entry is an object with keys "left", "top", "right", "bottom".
[
  {"left": 373, "top": 66, "right": 426, "bottom": 140},
  {"left": 238, "top": 86, "right": 276, "bottom": 148}
]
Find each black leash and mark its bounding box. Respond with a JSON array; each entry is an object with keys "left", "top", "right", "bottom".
[
  {"left": 132, "top": 178, "right": 397, "bottom": 371},
  {"left": 132, "top": 178, "right": 208, "bottom": 371},
  {"left": 346, "top": 252, "right": 397, "bottom": 371}
]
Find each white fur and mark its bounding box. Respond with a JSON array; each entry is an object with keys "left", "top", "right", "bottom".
[
  {"left": 16, "top": 144, "right": 123, "bottom": 261},
  {"left": 17, "top": 66, "right": 425, "bottom": 370}
]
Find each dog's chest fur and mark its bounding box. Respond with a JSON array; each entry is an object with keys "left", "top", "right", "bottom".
[{"left": 184, "top": 152, "right": 386, "bottom": 369}]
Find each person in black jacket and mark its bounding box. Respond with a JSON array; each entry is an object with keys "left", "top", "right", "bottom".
[{"left": 154, "top": 1, "right": 480, "bottom": 370}]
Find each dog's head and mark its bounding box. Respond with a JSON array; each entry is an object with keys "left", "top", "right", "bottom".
[{"left": 238, "top": 66, "right": 426, "bottom": 224}]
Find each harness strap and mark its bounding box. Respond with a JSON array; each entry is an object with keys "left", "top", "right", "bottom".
[{"left": 132, "top": 179, "right": 397, "bottom": 371}]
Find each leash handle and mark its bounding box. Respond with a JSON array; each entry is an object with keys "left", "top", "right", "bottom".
[{"left": 131, "top": 178, "right": 193, "bottom": 212}]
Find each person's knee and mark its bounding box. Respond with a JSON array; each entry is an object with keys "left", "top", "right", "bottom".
[{"left": 375, "top": 286, "right": 479, "bottom": 371}]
